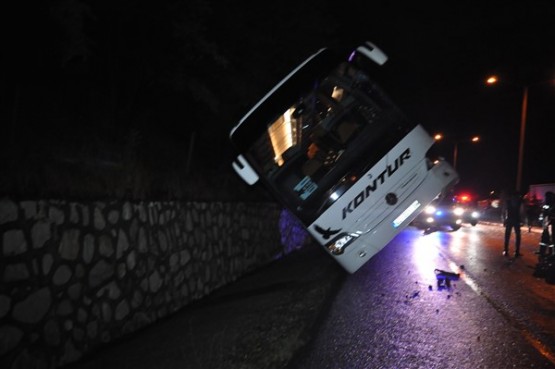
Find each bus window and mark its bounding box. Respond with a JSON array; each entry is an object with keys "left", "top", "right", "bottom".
[{"left": 230, "top": 41, "right": 459, "bottom": 273}]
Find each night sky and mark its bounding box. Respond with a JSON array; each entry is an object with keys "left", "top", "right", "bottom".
[
  {"left": 327, "top": 2, "right": 555, "bottom": 196},
  {"left": 4, "top": 1, "right": 555, "bottom": 200}
]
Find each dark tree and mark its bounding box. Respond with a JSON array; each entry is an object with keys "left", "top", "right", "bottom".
[{"left": 2, "top": 0, "right": 340, "bottom": 201}]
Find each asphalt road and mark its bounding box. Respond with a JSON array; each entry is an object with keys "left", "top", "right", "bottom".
[{"left": 288, "top": 222, "right": 555, "bottom": 369}]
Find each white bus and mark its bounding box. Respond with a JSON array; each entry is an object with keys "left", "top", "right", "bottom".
[{"left": 229, "top": 41, "right": 459, "bottom": 273}]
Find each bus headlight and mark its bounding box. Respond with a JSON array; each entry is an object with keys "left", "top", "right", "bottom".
[{"left": 327, "top": 232, "right": 360, "bottom": 255}]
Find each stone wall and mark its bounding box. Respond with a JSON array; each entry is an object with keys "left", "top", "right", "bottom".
[{"left": 0, "top": 198, "right": 288, "bottom": 368}]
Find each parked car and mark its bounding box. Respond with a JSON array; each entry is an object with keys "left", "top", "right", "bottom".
[
  {"left": 411, "top": 195, "right": 464, "bottom": 232},
  {"left": 463, "top": 206, "right": 480, "bottom": 226},
  {"left": 453, "top": 193, "right": 480, "bottom": 226}
]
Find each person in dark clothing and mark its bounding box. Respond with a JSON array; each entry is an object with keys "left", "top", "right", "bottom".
[
  {"left": 503, "top": 191, "right": 522, "bottom": 257},
  {"left": 524, "top": 193, "right": 540, "bottom": 232},
  {"left": 545, "top": 192, "right": 555, "bottom": 243},
  {"left": 539, "top": 191, "right": 555, "bottom": 256},
  {"left": 542, "top": 191, "right": 555, "bottom": 247}
]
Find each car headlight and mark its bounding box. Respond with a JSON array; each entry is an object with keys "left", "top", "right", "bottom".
[
  {"left": 453, "top": 207, "right": 465, "bottom": 216},
  {"left": 425, "top": 205, "right": 436, "bottom": 215},
  {"left": 471, "top": 211, "right": 480, "bottom": 218}
]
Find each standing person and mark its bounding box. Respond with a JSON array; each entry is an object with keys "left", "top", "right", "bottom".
[
  {"left": 537, "top": 192, "right": 554, "bottom": 257},
  {"left": 525, "top": 193, "right": 539, "bottom": 232},
  {"left": 545, "top": 192, "right": 555, "bottom": 242},
  {"left": 503, "top": 191, "right": 522, "bottom": 257}
]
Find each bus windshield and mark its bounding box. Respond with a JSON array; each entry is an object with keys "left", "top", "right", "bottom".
[{"left": 245, "top": 61, "right": 414, "bottom": 224}]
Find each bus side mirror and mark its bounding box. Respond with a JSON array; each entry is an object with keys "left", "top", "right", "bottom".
[
  {"left": 232, "top": 155, "right": 259, "bottom": 185},
  {"left": 356, "top": 42, "right": 388, "bottom": 66}
]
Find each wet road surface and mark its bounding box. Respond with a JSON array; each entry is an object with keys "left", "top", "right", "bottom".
[{"left": 288, "top": 223, "right": 555, "bottom": 369}]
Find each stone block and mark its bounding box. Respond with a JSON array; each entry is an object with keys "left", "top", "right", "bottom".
[
  {"left": 0, "top": 198, "right": 18, "bottom": 224},
  {"left": 3, "top": 230, "right": 27, "bottom": 256},
  {"left": 12, "top": 288, "right": 51, "bottom": 324}
]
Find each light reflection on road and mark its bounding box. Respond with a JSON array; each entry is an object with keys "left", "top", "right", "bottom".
[
  {"left": 411, "top": 232, "right": 440, "bottom": 277},
  {"left": 412, "top": 223, "right": 555, "bottom": 367},
  {"left": 465, "top": 227, "right": 480, "bottom": 260}
]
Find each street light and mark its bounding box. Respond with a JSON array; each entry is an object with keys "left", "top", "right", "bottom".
[
  {"left": 434, "top": 134, "right": 480, "bottom": 170},
  {"left": 485, "top": 75, "right": 549, "bottom": 192}
]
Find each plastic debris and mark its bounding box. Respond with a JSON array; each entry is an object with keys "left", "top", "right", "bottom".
[{"left": 434, "top": 268, "right": 460, "bottom": 290}]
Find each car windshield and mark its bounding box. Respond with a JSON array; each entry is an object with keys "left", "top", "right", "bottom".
[{"left": 435, "top": 195, "right": 456, "bottom": 207}]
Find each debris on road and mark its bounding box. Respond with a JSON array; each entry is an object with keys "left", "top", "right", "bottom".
[{"left": 434, "top": 268, "right": 460, "bottom": 290}]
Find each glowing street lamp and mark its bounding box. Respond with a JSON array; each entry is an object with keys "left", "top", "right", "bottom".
[
  {"left": 486, "top": 75, "right": 535, "bottom": 192},
  {"left": 486, "top": 75, "right": 498, "bottom": 85}
]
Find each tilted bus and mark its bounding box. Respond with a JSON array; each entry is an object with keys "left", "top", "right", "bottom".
[{"left": 229, "top": 41, "right": 459, "bottom": 273}]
